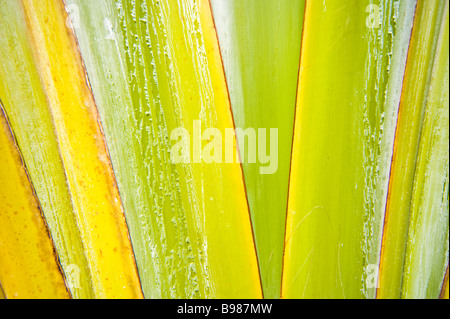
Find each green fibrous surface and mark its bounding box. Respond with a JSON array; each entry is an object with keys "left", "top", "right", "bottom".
[
  {"left": 282, "top": 0, "right": 417, "bottom": 299},
  {"left": 378, "top": 0, "right": 449, "bottom": 299},
  {"left": 66, "top": 0, "right": 262, "bottom": 299},
  {"left": 401, "top": 1, "right": 449, "bottom": 299}
]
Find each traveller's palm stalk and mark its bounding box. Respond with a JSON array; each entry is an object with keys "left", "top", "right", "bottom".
[{"left": 0, "top": 0, "right": 448, "bottom": 299}]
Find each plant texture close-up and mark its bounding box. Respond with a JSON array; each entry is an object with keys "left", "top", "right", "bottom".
[{"left": 0, "top": 0, "right": 448, "bottom": 300}]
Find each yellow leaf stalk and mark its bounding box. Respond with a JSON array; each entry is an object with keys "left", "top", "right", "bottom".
[
  {"left": 2, "top": 0, "right": 144, "bottom": 298},
  {"left": 0, "top": 105, "right": 70, "bottom": 299}
]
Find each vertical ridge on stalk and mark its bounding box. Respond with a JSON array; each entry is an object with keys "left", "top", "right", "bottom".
[
  {"left": 400, "top": 1, "right": 449, "bottom": 298},
  {"left": 283, "top": 0, "right": 416, "bottom": 299},
  {"left": 378, "top": 0, "right": 449, "bottom": 299}
]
